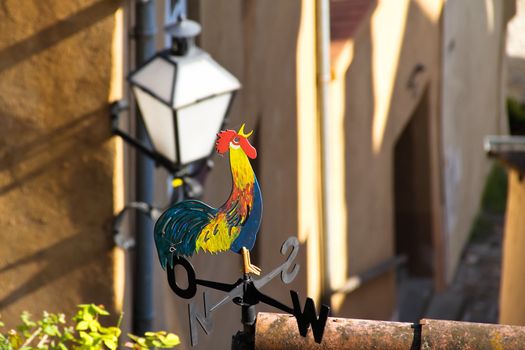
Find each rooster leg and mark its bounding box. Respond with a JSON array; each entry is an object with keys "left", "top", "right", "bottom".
[{"left": 242, "top": 247, "right": 261, "bottom": 275}]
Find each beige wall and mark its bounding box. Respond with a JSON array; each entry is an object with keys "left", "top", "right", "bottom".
[
  {"left": 0, "top": 0, "right": 121, "bottom": 323},
  {"left": 329, "top": 0, "right": 443, "bottom": 317},
  {"left": 441, "top": 0, "right": 511, "bottom": 282}
]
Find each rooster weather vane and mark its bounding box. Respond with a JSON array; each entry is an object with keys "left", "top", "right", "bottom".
[{"left": 154, "top": 124, "right": 330, "bottom": 347}]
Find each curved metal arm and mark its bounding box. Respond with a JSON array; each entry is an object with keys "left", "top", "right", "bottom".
[
  {"left": 110, "top": 100, "right": 178, "bottom": 173},
  {"left": 113, "top": 201, "right": 162, "bottom": 250}
]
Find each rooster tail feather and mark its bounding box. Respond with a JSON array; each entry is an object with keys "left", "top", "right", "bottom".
[{"left": 154, "top": 200, "right": 217, "bottom": 269}]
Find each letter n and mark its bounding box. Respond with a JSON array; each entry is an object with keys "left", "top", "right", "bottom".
[{"left": 188, "top": 291, "right": 213, "bottom": 347}]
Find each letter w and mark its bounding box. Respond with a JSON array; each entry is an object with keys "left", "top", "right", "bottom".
[{"left": 291, "top": 291, "right": 330, "bottom": 344}]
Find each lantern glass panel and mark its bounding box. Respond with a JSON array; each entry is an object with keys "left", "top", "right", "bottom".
[
  {"left": 133, "top": 87, "right": 177, "bottom": 163},
  {"left": 176, "top": 93, "right": 231, "bottom": 165},
  {"left": 172, "top": 54, "right": 240, "bottom": 108},
  {"left": 131, "top": 57, "right": 175, "bottom": 104}
]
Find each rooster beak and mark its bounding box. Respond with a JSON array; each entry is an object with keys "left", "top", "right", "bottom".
[{"left": 238, "top": 123, "right": 253, "bottom": 138}]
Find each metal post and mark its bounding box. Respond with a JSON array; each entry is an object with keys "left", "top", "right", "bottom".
[
  {"left": 315, "top": 0, "right": 333, "bottom": 305},
  {"left": 231, "top": 304, "right": 256, "bottom": 350},
  {"left": 133, "top": 0, "right": 157, "bottom": 336}
]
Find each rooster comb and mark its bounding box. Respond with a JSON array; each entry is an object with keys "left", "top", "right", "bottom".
[{"left": 237, "top": 123, "right": 253, "bottom": 138}]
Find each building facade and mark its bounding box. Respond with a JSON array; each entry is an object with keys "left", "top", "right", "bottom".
[{"left": 0, "top": 1, "right": 515, "bottom": 349}]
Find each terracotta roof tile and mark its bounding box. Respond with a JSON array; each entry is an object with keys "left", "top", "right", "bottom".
[{"left": 330, "top": 0, "right": 374, "bottom": 41}]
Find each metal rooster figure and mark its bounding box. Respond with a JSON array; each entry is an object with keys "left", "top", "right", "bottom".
[
  {"left": 154, "top": 124, "right": 262, "bottom": 275},
  {"left": 153, "top": 124, "right": 329, "bottom": 348}
]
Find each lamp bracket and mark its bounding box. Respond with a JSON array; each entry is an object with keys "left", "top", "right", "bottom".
[
  {"left": 113, "top": 201, "right": 162, "bottom": 250},
  {"left": 110, "top": 100, "right": 179, "bottom": 172}
]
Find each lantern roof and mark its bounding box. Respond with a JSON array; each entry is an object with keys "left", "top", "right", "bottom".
[{"left": 129, "top": 49, "right": 241, "bottom": 109}]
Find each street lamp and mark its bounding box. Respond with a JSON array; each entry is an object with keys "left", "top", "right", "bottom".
[
  {"left": 111, "top": 13, "right": 241, "bottom": 336},
  {"left": 113, "top": 16, "right": 241, "bottom": 174}
]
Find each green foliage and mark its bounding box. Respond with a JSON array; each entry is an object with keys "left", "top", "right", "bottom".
[
  {"left": 469, "top": 164, "right": 508, "bottom": 241},
  {"left": 507, "top": 97, "right": 525, "bottom": 122},
  {"left": 126, "top": 332, "right": 181, "bottom": 350},
  {"left": 480, "top": 164, "right": 507, "bottom": 214},
  {"left": 469, "top": 213, "right": 494, "bottom": 242},
  {"left": 507, "top": 97, "right": 525, "bottom": 135},
  {"left": 0, "top": 305, "right": 179, "bottom": 350}
]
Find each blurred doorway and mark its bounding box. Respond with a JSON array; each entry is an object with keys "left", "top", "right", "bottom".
[
  {"left": 394, "top": 87, "right": 435, "bottom": 321},
  {"left": 394, "top": 87, "right": 434, "bottom": 277}
]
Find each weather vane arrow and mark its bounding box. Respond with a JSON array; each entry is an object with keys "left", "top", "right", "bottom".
[
  {"left": 153, "top": 124, "right": 330, "bottom": 347},
  {"left": 167, "top": 236, "right": 330, "bottom": 346}
]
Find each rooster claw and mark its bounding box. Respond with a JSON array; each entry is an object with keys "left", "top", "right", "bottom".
[
  {"left": 247, "top": 263, "right": 261, "bottom": 276},
  {"left": 242, "top": 247, "right": 262, "bottom": 276}
]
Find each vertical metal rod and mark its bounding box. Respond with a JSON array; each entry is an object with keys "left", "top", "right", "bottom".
[
  {"left": 164, "top": 0, "right": 187, "bottom": 47},
  {"left": 316, "top": 0, "right": 333, "bottom": 305},
  {"left": 133, "top": 0, "right": 157, "bottom": 336}
]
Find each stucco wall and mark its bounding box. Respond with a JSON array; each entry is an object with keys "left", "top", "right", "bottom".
[
  {"left": 0, "top": 0, "right": 120, "bottom": 323},
  {"left": 331, "top": 0, "right": 443, "bottom": 317},
  {"left": 441, "top": 0, "right": 510, "bottom": 282}
]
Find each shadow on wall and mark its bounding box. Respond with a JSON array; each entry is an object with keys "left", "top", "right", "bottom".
[
  {"left": 0, "top": 232, "right": 101, "bottom": 309},
  {"left": 0, "top": 106, "right": 115, "bottom": 308},
  {"left": 0, "top": 0, "right": 119, "bottom": 324},
  {"left": 0, "top": 107, "right": 110, "bottom": 196},
  {"left": 0, "top": 0, "right": 119, "bottom": 73},
  {"left": 337, "top": 1, "right": 442, "bottom": 319}
]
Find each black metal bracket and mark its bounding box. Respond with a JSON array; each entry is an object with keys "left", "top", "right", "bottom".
[
  {"left": 113, "top": 201, "right": 162, "bottom": 250},
  {"left": 110, "top": 100, "right": 178, "bottom": 173},
  {"left": 166, "top": 237, "right": 330, "bottom": 347},
  {"left": 109, "top": 100, "right": 214, "bottom": 201}
]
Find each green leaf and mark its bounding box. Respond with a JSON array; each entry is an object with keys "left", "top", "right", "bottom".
[
  {"left": 74, "top": 310, "right": 93, "bottom": 323},
  {"left": 90, "top": 305, "right": 109, "bottom": 316},
  {"left": 8, "top": 331, "right": 23, "bottom": 349},
  {"left": 42, "top": 324, "right": 60, "bottom": 337},
  {"left": 20, "top": 312, "right": 36, "bottom": 328},
  {"left": 79, "top": 331, "right": 93, "bottom": 345},
  {"left": 0, "top": 304, "right": 180, "bottom": 350},
  {"left": 88, "top": 320, "right": 100, "bottom": 332},
  {"left": 76, "top": 321, "right": 89, "bottom": 331},
  {"left": 103, "top": 338, "right": 117, "bottom": 350},
  {"left": 137, "top": 338, "right": 147, "bottom": 347},
  {"left": 99, "top": 326, "right": 120, "bottom": 338},
  {"left": 144, "top": 331, "right": 165, "bottom": 337},
  {"left": 163, "top": 334, "right": 180, "bottom": 346},
  {"left": 127, "top": 334, "right": 139, "bottom": 342}
]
